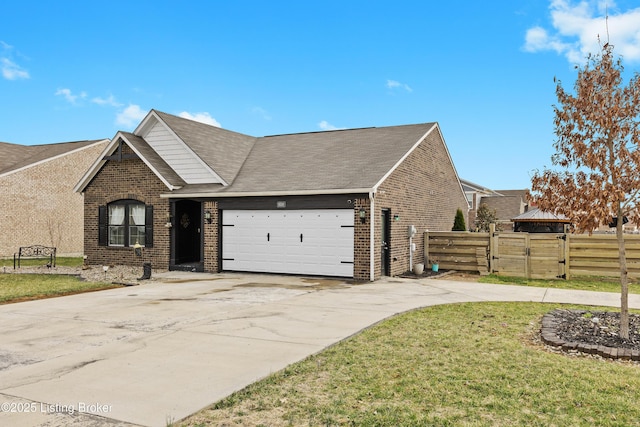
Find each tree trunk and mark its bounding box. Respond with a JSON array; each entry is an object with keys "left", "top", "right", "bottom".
[{"left": 616, "top": 205, "right": 630, "bottom": 339}]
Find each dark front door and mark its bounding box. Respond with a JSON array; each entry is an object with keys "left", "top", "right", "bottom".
[
  {"left": 174, "top": 200, "right": 202, "bottom": 267},
  {"left": 381, "top": 209, "right": 391, "bottom": 276}
]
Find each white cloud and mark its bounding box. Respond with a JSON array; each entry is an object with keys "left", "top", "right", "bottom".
[
  {"left": 178, "top": 111, "right": 221, "bottom": 127},
  {"left": 92, "top": 94, "right": 122, "bottom": 107},
  {"left": 1, "top": 57, "right": 29, "bottom": 80},
  {"left": 55, "top": 88, "right": 87, "bottom": 104},
  {"left": 116, "top": 104, "right": 148, "bottom": 128},
  {"left": 524, "top": 0, "right": 640, "bottom": 63},
  {"left": 1, "top": 42, "right": 29, "bottom": 80},
  {"left": 318, "top": 120, "right": 340, "bottom": 131},
  {"left": 386, "top": 79, "right": 413, "bottom": 92},
  {"left": 251, "top": 106, "right": 272, "bottom": 121}
]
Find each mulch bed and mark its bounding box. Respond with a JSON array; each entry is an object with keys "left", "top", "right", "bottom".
[{"left": 541, "top": 309, "right": 640, "bottom": 361}]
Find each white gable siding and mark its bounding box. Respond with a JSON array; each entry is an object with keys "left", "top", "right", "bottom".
[{"left": 144, "top": 121, "right": 221, "bottom": 184}]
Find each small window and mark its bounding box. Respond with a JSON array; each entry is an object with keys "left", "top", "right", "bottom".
[
  {"left": 466, "top": 193, "right": 474, "bottom": 209},
  {"left": 99, "top": 200, "right": 153, "bottom": 247}
]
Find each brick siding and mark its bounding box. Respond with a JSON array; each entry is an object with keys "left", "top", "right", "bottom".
[
  {"left": 0, "top": 141, "right": 108, "bottom": 257},
  {"left": 374, "top": 127, "right": 468, "bottom": 278},
  {"left": 353, "top": 198, "right": 372, "bottom": 281},
  {"left": 203, "top": 200, "right": 219, "bottom": 272},
  {"left": 83, "top": 147, "right": 171, "bottom": 268}
]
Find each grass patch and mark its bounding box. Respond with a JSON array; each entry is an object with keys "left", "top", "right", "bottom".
[
  {"left": 0, "top": 256, "right": 84, "bottom": 269},
  {"left": 0, "top": 274, "right": 118, "bottom": 304},
  {"left": 180, "top": 302, "right": 640, "bottom": 427},
  {"left": 478, "top": 274, "right": 639, "bottom": 294}
]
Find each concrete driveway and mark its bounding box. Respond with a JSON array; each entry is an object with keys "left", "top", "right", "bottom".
[{"left": 1, "top": 272, "right": 640, "bottom": 427}]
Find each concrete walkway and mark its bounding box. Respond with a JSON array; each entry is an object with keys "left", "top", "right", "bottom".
[{"left": 1, "top": 272, "right": 639, "bottom": 427}]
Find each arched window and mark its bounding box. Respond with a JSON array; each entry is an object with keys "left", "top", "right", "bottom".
[{"left": 98, "top": 200, "right": 153, "bottom": 247}]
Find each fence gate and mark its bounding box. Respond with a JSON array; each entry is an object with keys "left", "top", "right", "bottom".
[
  {"left": 493, "top": 233, "right": 529, "bottom": 277},
  {"left": 529, "top": 234, "right": 566, "bottom": 279},
  {"left": 492, "top": 232, "right": 566, "bottom": 279}
]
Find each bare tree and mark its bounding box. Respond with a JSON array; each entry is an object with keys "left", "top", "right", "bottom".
[
  {"left": 475, "top": 203, "right": 501, "bottom": 232},
  {"left": 530, "top": 42, "right": 640, "bottom": 339},
  {"left": 46, "top": 216, "right": 62, "bottom": 249}
]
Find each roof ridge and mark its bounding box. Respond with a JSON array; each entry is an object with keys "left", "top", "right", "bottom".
[{"left": 262, "top": 122, "right": 435, "bottom": 138}]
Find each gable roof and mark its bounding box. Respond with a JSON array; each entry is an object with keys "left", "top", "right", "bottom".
[
  {"left": 151, "top": 111, "right": 257, "bottom": 184},
  {"left": 460, "top": 178, "right": 503, "bottom": 195},
  {"left": 0, "top": 139, "right": 109, "bottom": 177},
  {"left": 173, "top": 123, "right": 437, "bottom": 197},
  {"left": 76, "top": 110, "right": 454, "bottom": 198}
]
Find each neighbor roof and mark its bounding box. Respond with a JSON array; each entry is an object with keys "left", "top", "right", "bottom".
[
  {"left": 460, "top": 178, "right": 502, "bottom": 195},
  {"left": 0, "top": 140, "right": 108, "bottom": 177}
]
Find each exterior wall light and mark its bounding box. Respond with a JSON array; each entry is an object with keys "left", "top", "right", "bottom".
[
  {"left": 359, "top": 207, "right": 367, "bottom": 224},
  {"left": 394, "top": 214, "right": 400, "bottom": 221},
  {"left": 133, "top": 240, "right": 142, "bottom": 257},
  {"left": 204, "top": 210, "right": 212, "bottom": 224}
]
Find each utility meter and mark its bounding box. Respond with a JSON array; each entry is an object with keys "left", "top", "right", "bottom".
[{"left": 408, "top": 225, "right": 417, "bottom": 238}]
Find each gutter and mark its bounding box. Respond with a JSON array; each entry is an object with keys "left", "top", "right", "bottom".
[{"left": 159, "top": 188, "right": 374, "bottom": 199}]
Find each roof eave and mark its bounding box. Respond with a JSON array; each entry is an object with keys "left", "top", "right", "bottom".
[
  {"left": 511, "top": 219, "right": 571, "bottom": 223},
  {"left": 371, "top": 124, "right": 437, "bottom": 193},
  {"left": 159, "top": 188, "right": 373, "bottom": 199},
  {"left": 149, "top": 110, "right": 229, "bottom": 186},
  {"left": 74, "top": 132, "right": 182, "bottom": 193}
]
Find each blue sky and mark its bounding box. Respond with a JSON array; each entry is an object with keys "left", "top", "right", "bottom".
[{"left": 2, "top": 1, "right": 640, "bottom": 190}]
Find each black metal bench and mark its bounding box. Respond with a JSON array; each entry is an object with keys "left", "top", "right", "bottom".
[{"left": 13, "top": 245, "right": 57, "bottom": 269}]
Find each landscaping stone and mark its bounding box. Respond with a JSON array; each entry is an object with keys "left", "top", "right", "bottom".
[{"left": 541, "top": 309, "right": 640, "bottom": 362}]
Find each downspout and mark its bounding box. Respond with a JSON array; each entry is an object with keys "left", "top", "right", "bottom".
[
  {"left": 408, "top": 224, "right": 417, "bottom": 272},
  {"left": 369, "top": 191, "right": 375, "bottom": 281}
]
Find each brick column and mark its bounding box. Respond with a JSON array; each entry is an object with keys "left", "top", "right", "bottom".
[{"left": 203, "top": 201, "right": 219, "bottom": 273}]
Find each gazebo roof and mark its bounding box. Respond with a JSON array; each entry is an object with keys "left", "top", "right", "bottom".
[{"left": 511, "top": 208, "right": 571, "bottom": 223}]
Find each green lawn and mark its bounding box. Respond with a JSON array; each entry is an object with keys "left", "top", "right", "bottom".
[
  {"left": 478, "top": 274, "right": 639, "bottom": 294},
  {"left": 0, "top": 256, "right": 84, "bottom": 269},
  {"left": 0, "top": 275, "right": 119, "bottom": 304},
  {"left": 180, "top": 302, "right": 640, "bottom": 427},
  {"left": 0, "top": 256, "right": 121, "bottom": 304}
]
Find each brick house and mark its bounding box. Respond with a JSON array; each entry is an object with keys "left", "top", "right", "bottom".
[
  {"left": 461, "top": 179, "right": 528, "bottom": 231},
  {"left": 75, "top": 110, "right": 467, "bottom": 281},
  {"left": 0, "top": 139, "right": 110, "bottom": 257}
]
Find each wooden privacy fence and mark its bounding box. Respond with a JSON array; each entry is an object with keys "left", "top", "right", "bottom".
[{"left": 425, "top": 227, "right": 640, "bottom": 280}]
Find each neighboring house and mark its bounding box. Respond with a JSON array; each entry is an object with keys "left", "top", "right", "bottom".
[
  {"left": 0, "top": 139, "right": 110, "bottom": 257},
  {"left": 461, "top": 179, "right": 528, "bottom": 231},
  {"left": 75, "top": 110, "right": 468, "bottom": 281}
]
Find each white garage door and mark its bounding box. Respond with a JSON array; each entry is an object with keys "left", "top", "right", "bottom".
[{"left": 222, "top": 209, "right": 354, "bottom": 277}]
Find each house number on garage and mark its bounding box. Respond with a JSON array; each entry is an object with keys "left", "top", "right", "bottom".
[{"left": 276, "top": 201, "right": 286, "bottom": 208}]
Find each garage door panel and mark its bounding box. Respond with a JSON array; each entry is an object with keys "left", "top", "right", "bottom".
[{"left": 222, "top": 209, "right": 354, "bottom": 277}]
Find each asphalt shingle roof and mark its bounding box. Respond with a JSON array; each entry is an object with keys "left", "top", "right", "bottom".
[
  {"left": 217, "top": 124, "right": 436, "bottom": 193},
  {"left": 162, "top": 121, "right": 436, "bottom": 195},
  {"left": 0, "top": 140, "right": 105, "bottom": 176},
  {"left": 77, "top": 110, "right": 441, "bottom": 196},
  {"left": 119, "top": 132, "right": 187, "bottom": 188},
  {"left": 154, "top": 111, "right": 257, "bottom": 185}
]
